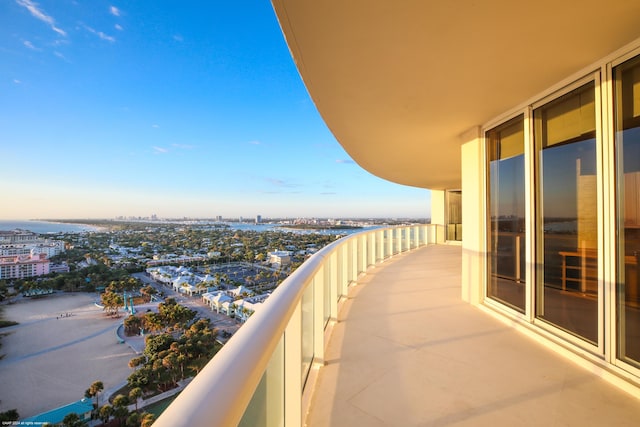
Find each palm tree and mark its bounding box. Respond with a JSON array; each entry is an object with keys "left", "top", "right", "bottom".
[
  {"left": 129, "top": 387, "right": 143, "bottom": 412},
  {"left": 140, "top": 412, "right": 156, "bottom": 427},
  {"left": 61, "top": 412, "right": 83, "bottom": 427},
  {"left": 126, "top": 412, "right": 141, "bottom": 427},
  {"left": 85, "top": 380, "right": 103, "bottom": 408},
  {"left": 112, "top": 394, "right": 130, "bottom": 425},
  {"left": 98, "top": 404, "right": 113, "bottom": 425}
]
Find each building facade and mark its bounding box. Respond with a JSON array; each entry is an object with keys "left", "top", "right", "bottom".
[
  {"left": 0, "top": 253, "right": 50, "bottom": 280},
  {"left": 270, "top": 0, "right": 640, "bottom": 392}
]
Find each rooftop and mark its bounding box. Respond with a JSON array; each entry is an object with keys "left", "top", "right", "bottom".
[{"left": 307, "top": 245, "right": 640, "bottom": 425}]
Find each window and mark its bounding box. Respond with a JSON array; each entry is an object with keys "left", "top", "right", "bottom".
[
  {"left": 614, "top": 55, "right": 640, "bottom": 368},
  {"left": 446, "top": 190, "right": 462, "bottom": 241},
  {"left": 534, "top": 81, "right": 598, "bottom": 344},
  {"left": 487, "top": 115, "right": 526, "bottom": 312}
]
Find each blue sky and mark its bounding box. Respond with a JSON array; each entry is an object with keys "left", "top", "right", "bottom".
[{"left": 1, "top": 1, "right": 430, "bottom": 220}]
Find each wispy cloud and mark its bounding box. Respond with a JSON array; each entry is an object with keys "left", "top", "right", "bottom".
[
  {"left": 151, "top": 124, "right": 159, "bottom": 128},
  {"left": 53, "top": 51, "right": 67, "bottom": 60},
  {"left": 173, "top": 34, "right": 184, "bottom": 42},
  {"left": 172, "top": 143, "right": 195, "bottom": 150},
  {"left": 248, "top": 140, "right": 261, "bottom": 145},
  {"left": 265, "top": 178, "right": 298, "bottom": 188},
  {"left": 23, "top": 40, "right": 37, "bottom": 50},
  {"left": 336, "top": 159, "right": 355, "bottom": 164},
  {"left": 16, "top": 0, "right": 66, "bottom": 36},
  {"left": 153, "top": 146, "right": 169, "bottom": 154},
  {"left": 266, "top": 178, "right": 285, "bottom": 186},
  {"left": 82, "top": 24, "right": 115, "bottom": 43},
  {"left": 109, "top": 6, "right": 121, "bottom": 17},
  {"left": 13, "top": 79, "right": 21, "bottom": 84}
]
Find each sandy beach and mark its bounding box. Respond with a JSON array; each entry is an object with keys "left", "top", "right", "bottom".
[{"left": 0, "top": 293, "right": 137, "bottom": 418}]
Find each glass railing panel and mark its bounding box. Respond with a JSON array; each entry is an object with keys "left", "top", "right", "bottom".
[
  {"left": 323, "top": 263, "right": 331, "bottom": 326},
  {"left": 155, "top": 225, "right": 436, "bottom": 427},
  {"left": 301, "top": 283, "right": 314, "bottom": 388},
  {"left": 346, "top": 240, "right": 354, "bottom": 283},
  {"left": 238, "top": 338, "right": 284, "bottom": 427}
]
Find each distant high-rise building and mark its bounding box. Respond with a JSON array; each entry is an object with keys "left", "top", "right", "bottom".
[{"left": 256, "top": 215, "right": 262, "bottom": 224}]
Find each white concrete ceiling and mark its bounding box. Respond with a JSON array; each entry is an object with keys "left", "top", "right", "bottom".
[{"left": 272, "top": 0, "right": 640, "bottom": 190}]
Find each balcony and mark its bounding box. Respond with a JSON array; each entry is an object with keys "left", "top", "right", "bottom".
[{"left": 155, "top": 226, "right": 640, "bottom": 426}]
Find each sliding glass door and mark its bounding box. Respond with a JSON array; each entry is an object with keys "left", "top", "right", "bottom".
[
  {"left": 614, "top": 56, "right": 640, "bottom": 368},
  {"left": 487, "top": 115, "right": 526, "bottom": 312},
  {"left": 534, "top": 82, "right": 599, "bottom": 344}
]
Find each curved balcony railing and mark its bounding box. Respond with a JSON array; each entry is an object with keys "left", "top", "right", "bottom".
[{"left": 155, "top": 224, "right": 442, "bottom": 427}]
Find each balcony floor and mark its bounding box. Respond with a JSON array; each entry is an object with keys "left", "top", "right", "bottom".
[{"left": 306, "top": 245, "right": 640, "bottom": 426}]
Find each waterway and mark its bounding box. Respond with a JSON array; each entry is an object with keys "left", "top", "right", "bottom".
[{"left": 0, "top": 220, "right": 100, "bottom": 234}]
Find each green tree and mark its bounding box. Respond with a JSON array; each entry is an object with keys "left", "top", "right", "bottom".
[
  {"left": 84, "top": 380, "right": 104, "bottom": 408},
  {"left": 129, "top": 387, "right": 143, "bottom": 412},
  {"left": 98, "top": 404, "right": 113, "bottom": 424},
  {"left": 142, "top": 312, "right": 163, "bottom": 334},
  {"left": 101, "top": 291, "right": 123, "bottom": 317},
  {"left": 127, "top": 367, "right": 151, "bottom": 390},
  {"left": 140, "top": 285, "right": 157, "bottom": 303},
  {"left": 140, "top": 412, "right": 156, "bottom": 427},
  {"left": 126, "top": 411, "right": 141, "bottom": 427},
  {"left": 144, "top": 333, "right": 174, "bottom": 358},
  {"left": 112, "top": 394, "right": 130, "bottom": 425},
  {"left": 0, "top": 409, "right": 19, "bottom": 423},
  {"left": 61, "top": 412, "right": 83, "bottom": 427},
  {"left": 124, "top": 315, "right": 143, "bottom": 336}
]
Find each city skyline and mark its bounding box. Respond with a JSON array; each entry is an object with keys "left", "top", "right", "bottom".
[{"left": 0, "top": 1, "right": 430, "bottom": 220}]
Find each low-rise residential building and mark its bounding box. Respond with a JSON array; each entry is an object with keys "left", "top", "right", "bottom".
[{"left": 268, "top": 250, "right": 291, "bottom": 268}]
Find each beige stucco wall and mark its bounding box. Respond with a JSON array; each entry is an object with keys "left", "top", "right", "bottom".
[{"left": 460, "top": 127, "right": 484, "bottom": 305}]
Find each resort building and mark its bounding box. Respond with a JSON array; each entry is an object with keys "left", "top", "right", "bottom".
[
  {"left": 0, "top": 253, "right": 50, "bottom": 280},
  {"left": 0, "top": 231, "right": 65, "bottom": 258},
  {"left": 156, "top": 2, "right": 640, "bottom": 426}
]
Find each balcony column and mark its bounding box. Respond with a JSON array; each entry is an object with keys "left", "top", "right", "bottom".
[
  {"left": 431, "top": 190, "right": 446, "bottom": 244},
  {"left": 460, "top": 126, "right": 485, "bottom": 305}
]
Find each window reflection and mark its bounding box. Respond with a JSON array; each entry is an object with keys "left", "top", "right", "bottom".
[
  {"left": 614, "top": 56, "right": 640, "bottom": 367},
  {"left": 534, "top": 82, "right": 598, "bottom": 344},
  {"left": 447, "top": 190, "right": 462, "bottom": 241},
  {"left": 487, "top": 115, "right": 526, "bottom": 312}
]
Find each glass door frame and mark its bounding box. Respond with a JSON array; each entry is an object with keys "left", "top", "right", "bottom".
[
  {"left": 531, "top": 72, "right": 605, "bottom": 355},
  {"left": 609, "top": 47, "right": 640, "bottom": 376}
]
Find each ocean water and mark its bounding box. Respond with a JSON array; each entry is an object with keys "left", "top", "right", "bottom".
[{"left": 0, "top": 220, "right": 99, "bottom": 234}]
